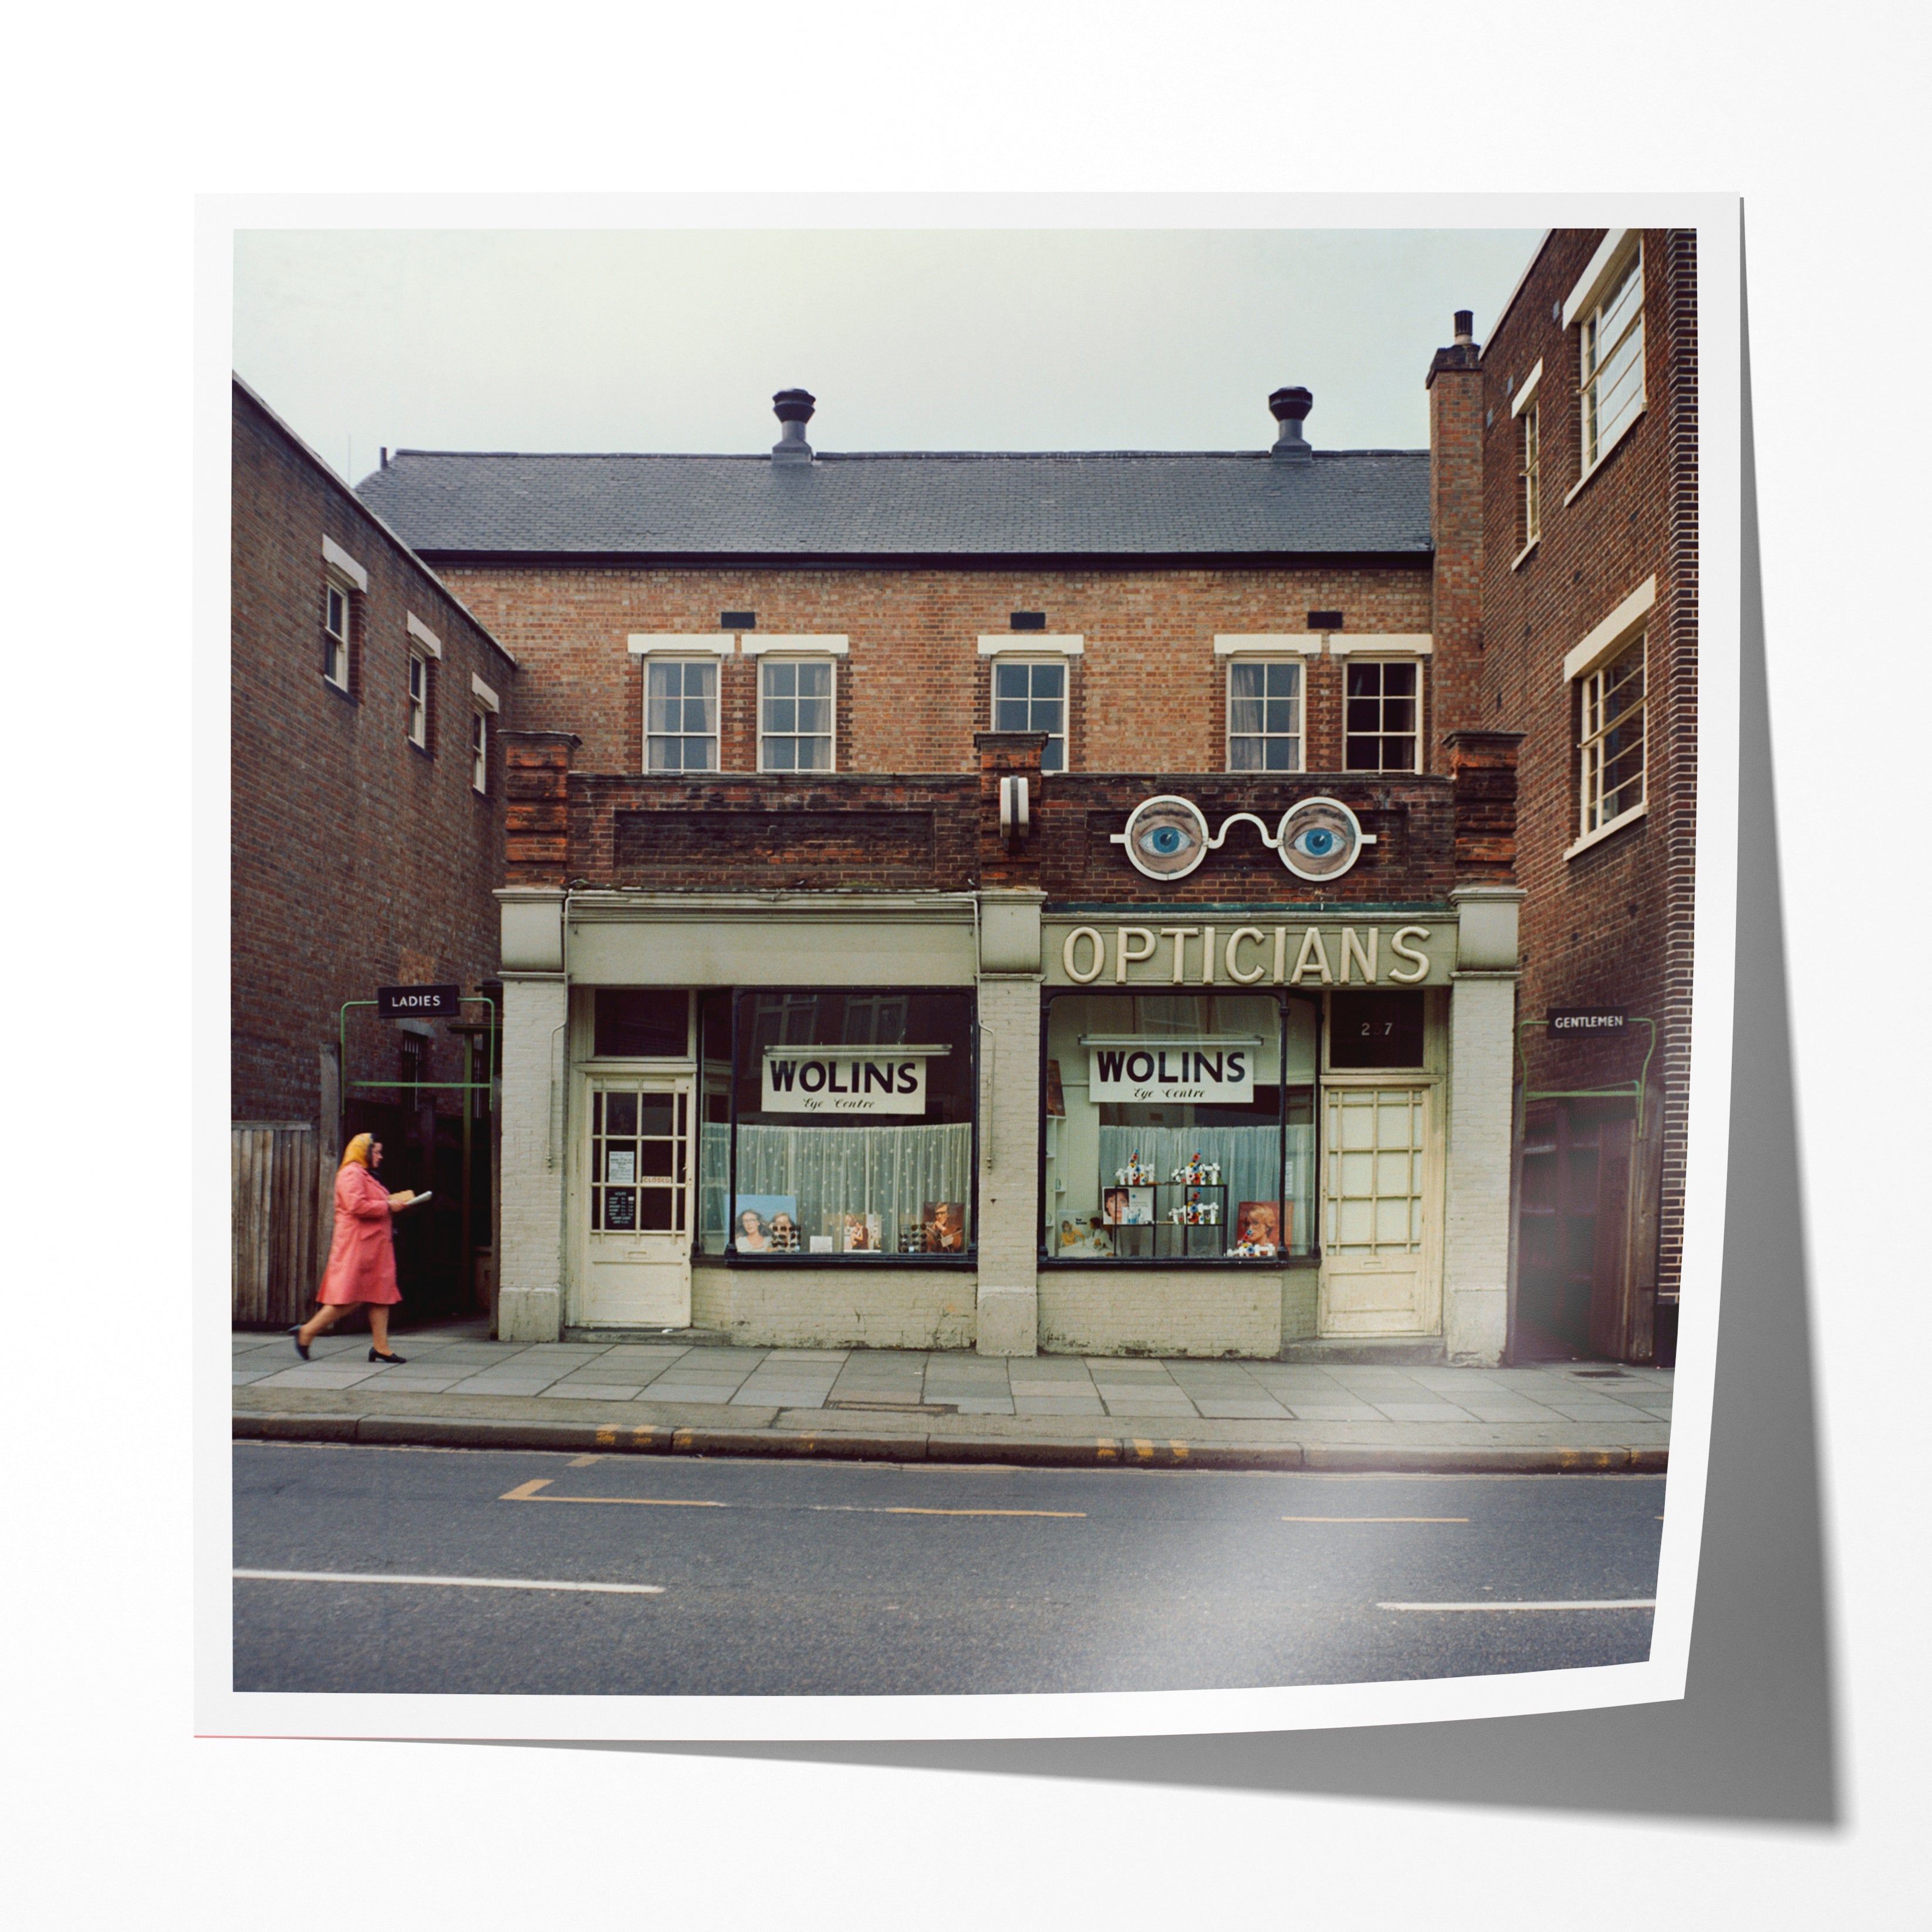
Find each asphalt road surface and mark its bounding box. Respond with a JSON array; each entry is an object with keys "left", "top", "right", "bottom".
[{"left": 232, "top": 1443, "right": 1665, "bottom": 1695}]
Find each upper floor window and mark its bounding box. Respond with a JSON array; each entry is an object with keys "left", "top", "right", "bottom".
[
  {"left": 647, "top": 659, "right": 719, "bottom": 771},
  {"left": 1343, "top": 659, "right": 1421, "bottom": 772},
  {"left": 1579, "top": 639, "right": 1646, "bottom": 837},
  {"left": 1562, "top": 575, "right": 1654, "bottom": 856},
  {"left": 979, "top": 634, "right": 1082, "bottom": 772},
  {"left": 1520, "top": 398, "right": 1542, "bottom": 546},
  {"left": 404, "top": 611, "right": 441, "bottom": 751},
  {"left": 407, "top": 651, "right": 429, "bottom": 747},
  {"left": 323, "top": 582, "right": 353, "bottom": 690},
  {"left": 992, "top": 660, "right": 1066, "bottom": 771},
  {"left": 470, "top": 670, "right": 499, "bottom": 795},
  {"left": 320, "top": 536, "right": 367, "bottom": 694},
  {"left": 1579, "top": 239, "right": 1645, "bottom": 472},
  {"left": 1227, "top": 658, "right": 1303, "bottom": 772},
  {"left": 759, "top": 658, "right": 835, "bottom": 771}
]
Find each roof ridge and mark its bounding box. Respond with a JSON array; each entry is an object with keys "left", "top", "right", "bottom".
[{"left": 381, "top": 447, "right": 1430, "bottom": 462}]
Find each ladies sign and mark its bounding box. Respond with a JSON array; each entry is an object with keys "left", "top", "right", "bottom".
[{"left": 762, "top": 1049, "right": 928, "bottom": 1115}]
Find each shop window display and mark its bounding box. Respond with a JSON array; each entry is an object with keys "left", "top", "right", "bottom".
[
  {"left": 1043, "top": 992, "right": 1316, "bottom": 1261},
  {"left": 715, "top": 989, "right": 975, "bottom": 1258}
]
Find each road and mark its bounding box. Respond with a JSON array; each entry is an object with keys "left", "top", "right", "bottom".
[{"left": 232, "top": 1443, "right": 1664, "bottom": 1696}]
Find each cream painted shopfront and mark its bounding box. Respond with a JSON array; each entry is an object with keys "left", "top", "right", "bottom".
[{"left": 493, "top": 879, "right": 1522, "bottom": 1364}]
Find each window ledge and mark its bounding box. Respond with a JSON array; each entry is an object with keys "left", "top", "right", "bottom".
[
  {"left": 322, "top": 673, "right": 354, "bottom": 701},
  {"left": 1509, "top": 536, "right": 1540, "bottom": 572},
  {"left": 406, "top": 736, "right": 433, "bottom": 759},
  {"left": 1565, "top": 800, "right": 1647, "bottom": 860},
  {"left": 1562, "top": 403, "right": 1646, "bottom": 506}
]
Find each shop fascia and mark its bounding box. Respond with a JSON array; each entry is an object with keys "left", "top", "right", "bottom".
[{"left": 1045, "top": 917, "right": 1455, "bottom": 990}]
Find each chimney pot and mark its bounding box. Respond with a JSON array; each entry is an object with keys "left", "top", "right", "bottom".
[
  {"left": 1454, "top": 309, "right": 1474, "bottom": 343},
  {"left": 1268, "top": 385, "right": 1314, "bottom": 462},
  {"left": 771, "top": 388, "right": 816, "bottom": 464}
]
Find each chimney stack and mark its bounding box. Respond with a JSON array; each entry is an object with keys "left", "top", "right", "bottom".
[
  {"left": 1268, "top": 385, "right": 1314, "bottom": 462},
  {"left": 771, "top": 388, "right": 816, "bottom": 465}
]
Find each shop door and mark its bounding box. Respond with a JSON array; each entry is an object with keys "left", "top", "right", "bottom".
[
  {"left": 579, "top": 1078, "right": 693, "bottom": 1327},
  {"left": 1320, "top": 1086, "right": 1435, "bottom": 1335}
]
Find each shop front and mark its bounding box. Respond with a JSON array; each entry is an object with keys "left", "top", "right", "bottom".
[{"left": 492, "top": 881, "right": 1520, "bottom": 1363}]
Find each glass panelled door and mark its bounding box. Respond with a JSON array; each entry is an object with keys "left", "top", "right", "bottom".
[
  {"left": 1319, "top": 1085, "right": 1437, "bottom": 1335},
  {"left": 581, "top": 1077, "right": 693, "bottom": 1326}
]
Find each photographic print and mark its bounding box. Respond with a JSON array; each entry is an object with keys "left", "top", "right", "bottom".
[
  {"left": 214, "top": 198, "right": 1738, "bottom": 1749},
  {"left": 732, "top": 1194, "right": 796, "bottom": 1253},
  {"left": 922, "top": 1200, "right": 965, "bottom": 1252}
]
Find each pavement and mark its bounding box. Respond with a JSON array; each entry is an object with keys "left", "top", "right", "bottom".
[{"left": 232, "top": 1318, "right": 1671, "bottom": 1473}]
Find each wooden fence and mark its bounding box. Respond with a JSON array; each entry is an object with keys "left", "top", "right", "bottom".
[{"left": 232, "top": 1123, "right": 323, "bottom": 1327}]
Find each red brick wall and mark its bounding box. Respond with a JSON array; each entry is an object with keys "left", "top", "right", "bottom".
[
  {"left": 231, "top": 384, "right": 518, "bottom": 1126},
  {"left": 437, "top": 562, "right": 1437, "bottom": 779},
  {"left": 1475, "top": 230, "right": 1698, "bottom": 1300}
]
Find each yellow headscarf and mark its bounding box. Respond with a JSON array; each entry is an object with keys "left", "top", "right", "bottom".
[{"left": 340, "top": 1132, "right": 374, "bottom": 1169}]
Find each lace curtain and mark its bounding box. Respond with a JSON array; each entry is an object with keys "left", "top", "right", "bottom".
[{"left": 701, "top": 1121, "right": 972, "bottom": 1254}]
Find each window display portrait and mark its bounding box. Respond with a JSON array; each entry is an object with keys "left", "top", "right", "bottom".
[
  {"left": 923, "top": 1201, "right": 966, "bottom": 1252},
  {"left": 733, "top": 1194, "right": 796, "bottom": 1253},
  {"left": 1235, "top": 1200, "right": 1284, "bottom": 1255}
]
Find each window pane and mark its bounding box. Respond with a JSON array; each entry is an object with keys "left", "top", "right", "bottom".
[
  {"left": 1230, "top": 736, "right": 1262, "bottom": 770},
  {"left": 1347, "top": 663, "right": 1382, "bottom": 698},
  {"left": 1263, "top": 738, "right": 1298, "bottom": 771},
  {"left": 993, "top": 697, "right": 1030, "bottom": 731},
  {"left": 1041, "top": 737, "right": 1065, "bottom": 774},
  {"left": 1383, "top": 663, "right": 1416, "bottom": 697},
  {"left": 1030, "top": 663, "right": 1064, "bottom": 700},
  {"left": 595, "top": 992, "right": 688, "bottom": 1059},
  {"left": 797, "top": 662, "right": 830, "bottom": 697}
]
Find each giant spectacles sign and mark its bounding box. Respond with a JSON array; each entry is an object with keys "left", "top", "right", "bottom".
[
  {"left": 1112, "top": 794, "right": 1376, "bottom": 883},
  {"left": 762, "top": 1048, "right": 930, "bottom": 1116}
]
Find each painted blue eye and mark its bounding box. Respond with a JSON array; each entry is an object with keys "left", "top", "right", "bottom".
[
  {"left": 1120, "top": 796, "right": 1211, "bottom": 879},
  {"left": 1276, "top": 798, "right": 1367, "bottom": 880}
]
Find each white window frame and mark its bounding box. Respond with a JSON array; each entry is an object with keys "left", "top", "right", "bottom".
[
  {"left": 404, "top": 612, "right": 441, "bottom": 751},
  {"left": 1509, "top": 359, "right": 1544, "bottom": 565},
  {"left": 979, "top": 635, "right": 1081, "bottom": 774},
  {"left": 320, "top": 536, "right": 368, "bottom": 693},
  {"left": 470, "top": 671, "right": 499, "bottom": 796},
  {"left": 322, "top": 580, "right": 353, "bottom": 690},
  {"left": 1330, "top": 642, "right": 1430, "bottom": 775},
  {"left": 1217, "top": 642, "right": 1313, "bottom": 774},
  {"left": 629, "top": 634, "right": 734, "bottom": 773},
  {"left": 1563, "top": 231, "right": 1646, "bottom": 501},
  {"left": 407, "top": 651, "right": 429, "bottom": 748},
  {"left": 745, "top": 636, "right": 846, "bottom": 774},
  {"left": 1562, "top": 577, "right": 1654, "bottom": 857}
]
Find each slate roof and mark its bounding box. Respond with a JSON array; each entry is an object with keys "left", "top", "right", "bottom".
[{"left": 354, "top": 448, "right": 1433, "bottom": 561}]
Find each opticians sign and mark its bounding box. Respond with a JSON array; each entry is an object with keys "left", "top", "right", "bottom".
[
  {"left": 1087, "top": 1039, "right": 1255, "bottom": 1104},
  {"left": 762, "top": 1048, "right": 929, "bottom": 1115}
]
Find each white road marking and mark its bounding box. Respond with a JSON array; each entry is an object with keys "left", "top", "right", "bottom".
[
  {"left": 1283, "top": 1516, "right": 1469, "bottom": 1524},
  {"left": 233, "top": 1568, "right": 664, "bottom": 1595},
  {"left": 1376, "top": 1597, "right": 1655, "bottom": 1611}
]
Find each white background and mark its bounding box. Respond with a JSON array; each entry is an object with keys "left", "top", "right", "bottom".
[{"left": 9, "top": 2, "right": 1923, "bottom": 1924}]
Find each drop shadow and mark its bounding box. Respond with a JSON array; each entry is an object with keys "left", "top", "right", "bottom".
[{"left": 459, "top": 214, "right": 1840, "bottom": 1825}]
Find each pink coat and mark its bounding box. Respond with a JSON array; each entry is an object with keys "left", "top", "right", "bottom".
[{"left": 317, "top": 1161, "right": 401, "bottom": 1306}]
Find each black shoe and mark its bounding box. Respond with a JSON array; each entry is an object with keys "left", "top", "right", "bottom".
[
  {"left": 288, "top": 1326, "right": 310, "bottom": 1362},
  {"left": 369, "top": 1348, "right": 407, "bottom": 1365}
]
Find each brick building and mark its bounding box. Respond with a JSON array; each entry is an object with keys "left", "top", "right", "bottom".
[
  {"left": 231, "top": 378, "right": 518, "bottom": 1326},
  {"left": 1474, "top": 230, "right": 1697, "bottom": 1365},
  {"left": 354, "top": 346, "right": 1543, "bottom": 1364}
]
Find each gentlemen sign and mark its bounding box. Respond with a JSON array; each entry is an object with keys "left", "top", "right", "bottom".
[
  {"left": 1548, "top": 1008, "right": 1627, "bottom": 1033},
  {"left": 763, "top": 1049, "right": 928, "bottom": 1115},
  {"left": 377, "top": 983, "right": 462, "bottom": 1018},
  {"left": 1089, "top": 1041, "right": 1254, "bottom": 1104}
]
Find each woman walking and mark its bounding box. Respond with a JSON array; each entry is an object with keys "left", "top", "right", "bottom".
[{"left": 291, "top": 1133, "right": 417, "bottom": 1363}]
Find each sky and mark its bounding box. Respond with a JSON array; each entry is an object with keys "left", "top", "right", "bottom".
[{"left": 232, "top": 226, "right": 1543, "bottom": 485}]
